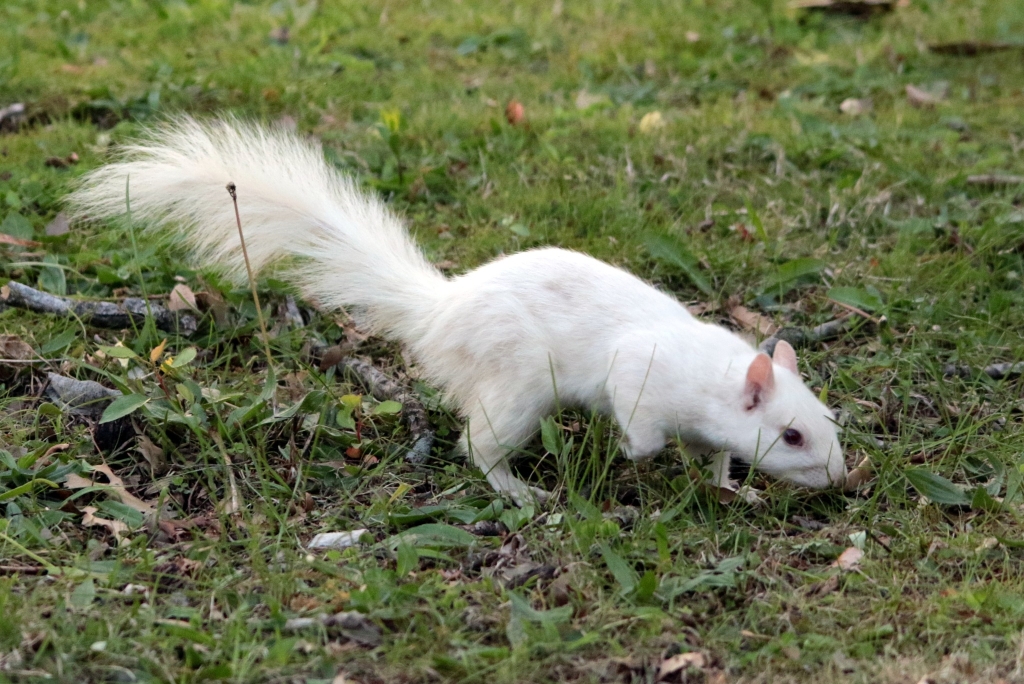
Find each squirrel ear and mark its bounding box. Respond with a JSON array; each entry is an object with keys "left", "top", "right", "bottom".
[
  {"left": 744, "top": 353, "right": 775, "bottom": 411},
  {"left": 772, "top": 340, "right": 799, "bottom": 374}
]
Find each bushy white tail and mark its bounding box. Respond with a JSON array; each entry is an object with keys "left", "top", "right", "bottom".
[{"left": 67, "top": 117, "right": 448, "bottom": 341}]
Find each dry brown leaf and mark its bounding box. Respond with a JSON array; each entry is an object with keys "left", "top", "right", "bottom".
[
  {"left": 195, "top": 290, "right": 230, "bottom": 327},
  {"left": 67, "top": 464, "right": 157, "bottom": 515},
  {"left": 845, "top": 457, "right": 873, "bottom": 490},
  {"left": 0, "top": 335, "right": 34, "bottom": 361},
  {"left": 168, "top": 283, "right": 198, "bottom": 312},
  {"left": 65, "top": 473, "right": 93, "bottom": 489},
  {"left": 686, "top": 302, "right": 715, "bottom": 316},
  {"left": 716, "top": 486, "right": 737, "bottom": 504},
  {"left": 730, "top": 305, "right": 778, "bottom": 337},
  {"left": 809, "top": 573, "right": 841, "bottom": 597},
  {"left": 505, "top": 100, "right": 525, "bottom": 126},
  {"left": 839, "top": 97, "right": 871, "bottom": 115},
  {"left": 149, "top": 338, "right": 168, "bottom": 364},
  {"left": 905, "top": 84, "right": 943, "bottom": 107},
  {"left": 832, "top": 546, "right": 864, "bottom": 571},
  {"left": 81, "top": 506, "right": 130, "bottom": 543},
  {"left": 658, "top": 651, "right": 707, "bottom": 680},
  {"left": 136, "top": 435, "right": 166, "bottom": 476}
]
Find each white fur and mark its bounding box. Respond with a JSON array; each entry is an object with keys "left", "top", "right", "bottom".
[{"left": 67, "top": 117, "right": 847, "bottom": 505}]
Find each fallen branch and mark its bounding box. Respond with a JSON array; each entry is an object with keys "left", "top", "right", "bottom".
[
  {"left": 313, "top": 346, "right": 435, "bottom": 464},
  {"left": 3, "top": 281, "right": 197, "bottom": 335},
  {"left": 759, "top": 317, "right": 857, "bottom": 356},
  {"left": 44, "top": 372, "right": 121, "bottom": 419},
  {"left": 943, "top": 362, "right": 1024, "bottom": 380}
]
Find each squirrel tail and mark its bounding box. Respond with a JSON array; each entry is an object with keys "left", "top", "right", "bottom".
[{"left": 67, "top": 116, "right": 448, "bottom": 341}]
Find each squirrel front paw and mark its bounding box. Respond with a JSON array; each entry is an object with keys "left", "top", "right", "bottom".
[{"left": 509, "top": 484, "right": 550, "bottom": 508}]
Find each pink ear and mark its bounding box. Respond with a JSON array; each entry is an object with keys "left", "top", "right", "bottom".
[
  {"left": 772, "top": 340, "right": 798, "bottom": 374},
  {"left": 744, "top": 353, "right": 775, "bottom": 410}
]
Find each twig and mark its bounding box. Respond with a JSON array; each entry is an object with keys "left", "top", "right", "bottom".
[
  {"left": 2, "top": 281, "right": 197, "bottom": 334},
  {"left": 759, "top": 317, "right": 858, "bottom": 355},
  {"left": 314, "top": 347, "right": 435, "bottom": 464},
  {"left": 966, "top": 174, "right": 1024, "bottom": 186},
  {"left": 211, "top": 432, "right": 242, "bottom": 517},
  {"left": 943, "top": 362, "right": 1024, "bottom": 380},
  {"left": 226, "top": 182, "right": 274, "bottom": 365},
  {"left": 0, "top": 564, "right": 46, "bottom": 575}
]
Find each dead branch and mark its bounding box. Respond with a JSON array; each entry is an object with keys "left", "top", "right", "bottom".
[
  {"left": 3, "top": 281, "right": 197, "bottom": 335},
  {"left": 943, "top": 362, "right": 1024, "bottom": 380},
  {"left": 313, "top": 346, "right": 435, "bottom": 464},
  {"left": 759, "top": 318, "right": 856, "bottom": 356}
]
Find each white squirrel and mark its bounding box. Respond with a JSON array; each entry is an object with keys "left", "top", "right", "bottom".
[{"left": 67, "top": 117, "right": 847, "bottom": 506}]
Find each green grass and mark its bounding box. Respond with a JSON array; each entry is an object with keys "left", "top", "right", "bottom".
[{"left": 2, "top": 0, "right": 1024, "bottom": 681}]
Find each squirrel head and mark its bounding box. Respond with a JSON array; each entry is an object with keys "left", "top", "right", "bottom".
[{"left": 728, "top": 340, "right": 846, "bottom": 489}]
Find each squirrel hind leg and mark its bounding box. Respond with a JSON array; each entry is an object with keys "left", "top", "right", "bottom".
[{"left": 462, "top": 403, "right": 549, "bottom": 507}]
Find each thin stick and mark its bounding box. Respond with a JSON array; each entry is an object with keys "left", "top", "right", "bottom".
[{"left": 226, "top": 182, "right": 274, "bottom": 365}]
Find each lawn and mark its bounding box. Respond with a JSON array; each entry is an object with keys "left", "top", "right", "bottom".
[{"left": 2, "top": 0, "right": 1024, "bottom": 682}]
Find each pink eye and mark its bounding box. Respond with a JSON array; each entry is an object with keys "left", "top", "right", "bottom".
[{"left": 783, "top": 429, "right": 803, "bottom": 447}]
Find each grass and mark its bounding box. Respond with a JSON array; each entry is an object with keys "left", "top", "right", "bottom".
[{"left": 2, "top": 0, "right": 1024, "bottom": 681}]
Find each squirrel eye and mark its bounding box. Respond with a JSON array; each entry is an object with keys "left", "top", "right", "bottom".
[{"left": 782, "top": 428, "right": 804, "bottom": 447}]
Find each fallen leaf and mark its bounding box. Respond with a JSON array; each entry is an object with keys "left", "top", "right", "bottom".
[
  {"left": 832, "top": 546, "right": 863, "bottom": 571},
  {"left": 575, "top": 90, "right": 609, "bottom": 110},
  {"left": 905, "top": 84, "right": 943, "bottom": 107},
  {"left": 136, "top": 435, "right": 166, "bottom": 476},
  {"left": 167, "top": 283, "right": 198, "bottom": 312},
  {"left": 195, "top": 290, "right": 230, "bottom": 327},
  {"left": 269, "top": 25, "right": 289, "bottom": 44},
  {"left": 318, "top": 345, "right": 346, "bottom": 371},
  {"left": 839, "top": 98, "right": 871, "bottom": 115},
  {"left": 505, "top": 100, "right": 525, "bottom": 126},
  {"left": 730, "top": 304, "right": 777, "bottom": 337},
  {"left": 148, "top": 339, "right": 168, "bottom": 364},
  {"left": 845, "top": 457, "right": 873, "bottom": 490},
  {"left": 66, "top": 464, "right": 157, "bottom": 515},
  {"left": 45, "top": 213, "right": 71, "bottom": 236},
  {"left": 716, "top": 486, "right": 737, "bottom": 504},
  {"left": 658, "top": 651, "right": 706, "bottom": 680},
  {"left": 639, "top": 111, "right": 665, "bottom": 134},
  {"left": 81, "top": 506, "right": 130, "bottom": 543},
  {"left": 0, "top": 335, "right": 34, "bottom": 361}
]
